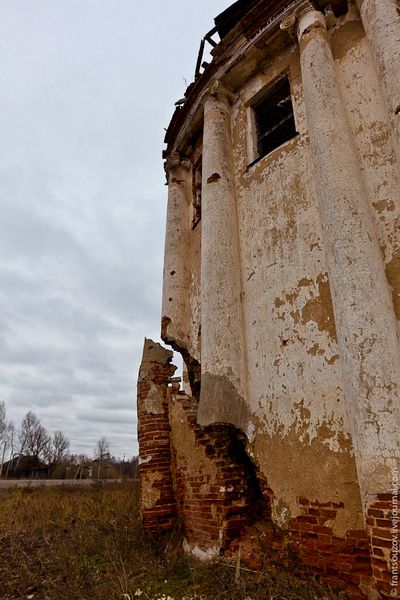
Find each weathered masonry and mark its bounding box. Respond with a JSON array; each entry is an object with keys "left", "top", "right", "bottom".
[{"left": 138, "top": 1, "right": 400, "bottom": 598}]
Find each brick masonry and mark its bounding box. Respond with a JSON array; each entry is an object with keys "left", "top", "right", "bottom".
[
  {"left": 290, "top": 498, "right": 372, "bottom": 598},
  {"left": 226, "top": 494, "right": 374, "bottom": 598},
  {"left": 169, "top": 394, "right": 266, "bottom": 556},
  {"left": 137, "top": 340, "right": 397, "bottom": 598}
]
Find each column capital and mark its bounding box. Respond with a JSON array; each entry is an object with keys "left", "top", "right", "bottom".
[
  {"left": 202, "top": 80, "right": 238, "bottom": 111},
  {"left": 164, "top": 153, "right": 190, "bottom": 178},
  {"left": 281, "top": 1, "right": 325, "bottom": 38}
]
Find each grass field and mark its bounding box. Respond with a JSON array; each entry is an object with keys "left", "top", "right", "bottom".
[{"left": 0, "top": 481, "right": 347, "bottom": 600}]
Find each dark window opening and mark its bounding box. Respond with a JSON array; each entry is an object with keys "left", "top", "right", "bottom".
[
  {"left": 253, "top": 76, "right": 297, "bottom": 160},
  {"left": 192, "top": 157, "right": 202, "bottom": 229}
]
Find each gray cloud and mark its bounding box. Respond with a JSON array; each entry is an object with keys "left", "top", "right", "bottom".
[{"left": 0, "top": 0, "right": 232, "bottom": 458}]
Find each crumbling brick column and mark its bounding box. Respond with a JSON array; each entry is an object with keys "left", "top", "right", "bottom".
[{"left": 137, "top": 338, "right": 177, "bottom": 533}]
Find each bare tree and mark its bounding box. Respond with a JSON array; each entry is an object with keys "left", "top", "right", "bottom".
[
  {"left": 0, "top": 401, "right": 6, "bottom": 444},
  {"left": 94, "top": 437, "right": 110, "bottom": 460},
  {"left": 51, "top": 431, "right": 70, "bottom": 463},
  {"left": 94, "top": 437, "right": 110, "bottom": 478},
  {"left": 45, "top": 431, "right": 70, "bottom": 475},
  {"left": 6, "top": 421, "right": 16, "bottom": 458},
  {"left": 0, "top": 402, "right": 7, "bottom": 476},
  {"left": 0, "top": 404, "right": 17, "bottom": 476},
  {"left": 4, "top": 422, "right": 16, "bottom": 476},
  {"left": 19, "top": 411, "right": 50, "bottom": 460}
]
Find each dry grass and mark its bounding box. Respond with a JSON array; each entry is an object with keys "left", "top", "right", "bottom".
[{"left": 0, "top": 482, "right": 347, "bottom": 600}]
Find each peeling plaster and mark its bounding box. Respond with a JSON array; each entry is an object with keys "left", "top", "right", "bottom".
[
  {"left": 144, "top": 382, "right": 165, "bottom": 415},
  {"left": 182, "top": 538, "right": 219, "bottom": 561},
  {"left": 271, "top": 498, "right": 291, "bottom": 530},
  {"left": 141, "top": 472, "right": 163, "bottom": 509}
]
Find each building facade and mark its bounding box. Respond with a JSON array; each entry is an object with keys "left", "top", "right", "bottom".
[{"left": 138, "top": 1, "right": 400, "bottom": 598}]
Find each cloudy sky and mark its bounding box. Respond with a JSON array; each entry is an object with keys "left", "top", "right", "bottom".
[{"left": 0, "top": 0, "right": 232, "bottom": 459}]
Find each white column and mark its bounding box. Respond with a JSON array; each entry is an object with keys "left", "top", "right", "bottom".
[
  {"left": 197, "top": 82, "right": 249, "bottom": 432},
  {"left": 161, "top": 154, "right": 191, "bottom": 350},
  {"left": 356, "top": 0, "right": 400, "bottom": 157},
  {"left": 282, "top": 2, "right": 400, "bottom": 500}
]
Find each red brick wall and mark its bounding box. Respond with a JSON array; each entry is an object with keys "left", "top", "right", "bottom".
[
  {"left": 291, "top": 498, "right": 372, "bottom": 597},
  {"left": 168, "top": 397, "right": 380, "bottom": 598},
  {"left": 226, "top": 493, "right": 373, "bottom": 598}
]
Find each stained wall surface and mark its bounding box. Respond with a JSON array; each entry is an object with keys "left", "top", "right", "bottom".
[{"left": 143, "top": 2, "right": 400, "bottom": 598}]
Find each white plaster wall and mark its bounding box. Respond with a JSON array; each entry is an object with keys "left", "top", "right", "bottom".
[{"left": 232, "top": 57, "right": 351, "bottom": 452}]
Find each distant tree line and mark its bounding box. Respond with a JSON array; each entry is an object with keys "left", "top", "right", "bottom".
[{"left": 0, "top": 401, "right": 137, "bottom": 479}]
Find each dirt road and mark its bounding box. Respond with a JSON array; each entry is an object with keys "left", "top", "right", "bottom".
[{"left": 0, "top": 478, "right": 123, "bottom": 488}]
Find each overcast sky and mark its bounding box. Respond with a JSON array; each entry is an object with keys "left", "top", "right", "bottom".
[{"left": 0, "top": 0, "right": 232, "bottom": 459}]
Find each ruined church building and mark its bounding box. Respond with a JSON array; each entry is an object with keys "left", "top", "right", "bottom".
[{"left": 137, "top": 0, "right": 400, "bottom": 598}]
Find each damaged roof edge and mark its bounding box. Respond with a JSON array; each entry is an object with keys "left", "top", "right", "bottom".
[
  {"left": 214, "top": 0, "right": 259, "bottom": 40},
  {"left": 163, "top": 0, "right": 349, "bottom": 159},
  {"left": 163, "top": 0, "right": 298, "bottom": 157}
]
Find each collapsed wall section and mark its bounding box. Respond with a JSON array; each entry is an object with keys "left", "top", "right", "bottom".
[
  {"left": 169, "top": 394, "right": 269, "bottom": 558},
  {"left": 136, "top": 342, "right": 377, "bottom": 597},
  {"left": 137, "top": 339, "right": 271, "bottom": 552}
]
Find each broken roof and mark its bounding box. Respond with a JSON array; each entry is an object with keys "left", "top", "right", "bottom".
[
  {"left": 164, "top": 0, "right": 348, "bottom": 157},
  {"left": 214, "top": 0, "right": 259, "bottom": 40},
  {"left": 214, "top": 0, "right": 348, "bottom": 39}
]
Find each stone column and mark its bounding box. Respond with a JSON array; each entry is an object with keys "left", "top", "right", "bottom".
[
  {"left": 161, "top": 154, "right": 190, "bottom": 351},
  {"left": 356, "top": 0, "right": 400, "bottom": 157},
  {"left": 197, "top": 82, "right": 249, "bottom": 432},
  {"left": 281, "top": 2, "right": 400, "bottom": 498}
]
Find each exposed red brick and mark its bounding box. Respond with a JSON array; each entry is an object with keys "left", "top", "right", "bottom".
[
  {"left": 171, "top": 394, "right": 269, "bottom": 552},
  {"left": 371, "top": 527, "right": 393, "bottom": 540},
  {"left": 297, "top": 497, "right": 310, "bottom": 506},
  {"left": 283, "top": 499, "right": 374, "bottom": 596}
]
